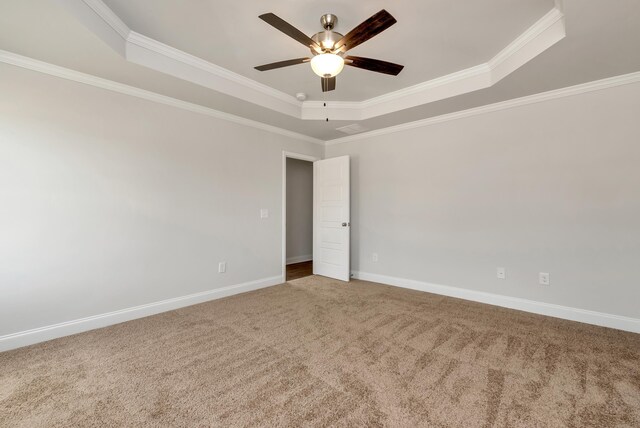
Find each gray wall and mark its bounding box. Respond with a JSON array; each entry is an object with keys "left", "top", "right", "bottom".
[
  {"left": 286, "top": 158, "right": 313, "bottom": 264},
  {"left": 326, "top": 81, "right": 640, "bottom": 319},
  {"left": 0, "top": 63, "right": 322, "bottom": 336}
]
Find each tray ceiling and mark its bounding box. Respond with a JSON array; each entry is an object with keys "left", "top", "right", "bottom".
[
  {"left": 1, "top": 0, "right": 639, "bottom": 142},
  {"left": 102, "top": 0, "right": 554, "bottom": 102}
]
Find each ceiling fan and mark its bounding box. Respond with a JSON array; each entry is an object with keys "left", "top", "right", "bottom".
[{"left": 254, "top": 10, "right": 404, "bottom": 93}]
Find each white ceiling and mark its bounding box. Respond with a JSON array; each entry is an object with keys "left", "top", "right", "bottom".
[
  {"left": 1, "top": 0, "right": 639, "bottom": 142},
  {"left": 102, "top": 0, "right": 553, "bottom": 102}
]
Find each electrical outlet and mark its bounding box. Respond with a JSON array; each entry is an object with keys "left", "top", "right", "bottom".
[
  {"left": 218, "top": 262, "right": 227, "bottom": 273},
  {"left": 372, "top": 253, "right": 379, "bottom": 262},
  {"left": 539, "top": 272, "right": 550, "bottom": 286},
  {"left": 497, "top": 267, "right": 506, "bottom": 279}
]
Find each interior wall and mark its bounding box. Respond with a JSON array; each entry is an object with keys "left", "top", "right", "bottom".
[
  {"left": 326, "top": 81, "right": 640, "bottom": 319},
  {"left": 286, "top": 158, "right": 313, "bottom": 264},
  {"left": 0, "top": 63, "right": 323, "bottom": 337}
]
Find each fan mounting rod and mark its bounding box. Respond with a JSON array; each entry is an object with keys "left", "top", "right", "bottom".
[{"left": 320, "top": 13, "right": 337, "bottom": 30}]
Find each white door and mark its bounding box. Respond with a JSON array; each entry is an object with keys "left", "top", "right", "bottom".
[{"left": 313, "top": 156, "right": 350, "bottom": 281}]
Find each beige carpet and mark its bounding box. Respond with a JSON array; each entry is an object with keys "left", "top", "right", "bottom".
[{"left": 1, "top": 276, "right": 639, "bottom": 427}]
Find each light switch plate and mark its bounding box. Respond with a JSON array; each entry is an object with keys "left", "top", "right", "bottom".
[{"left": 260, "top": 209, "right": 269, "bottom": 219}]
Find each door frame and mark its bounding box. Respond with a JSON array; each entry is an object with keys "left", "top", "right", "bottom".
[{"left": 282, "top": 151, "right": 321, "bottom": 281}]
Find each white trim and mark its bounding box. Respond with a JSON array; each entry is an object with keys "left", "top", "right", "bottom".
[
  {"left": 81, "top": 0, "right": 130, "bottom": 39},
  {"left": 303, "top": 7, "right": 565, "bottom": 121},
  {"left": 364, "top": 65, "right": 490, "bottom": 107},
  {"left": 325, "top": 71, "right": 640, "bottom": 145},
  {"left": 282, "top": 152, "right": 320, "bottom": 163},
  {"left": 125, "top": 31, "right": 302, "bottom": 118},
  {"left": 352, "top": 271, "right": 640, "bottom": 334},
  {"left": 0, "top": 275, "right": 284, "bottom": 353},
  {"left": 487, "top": 7, "right": 564, "bottom": 83},
  {"left": 0, "top": 50, "right": 324, "bottom": 146},
  {"left": 286, "top": 255, "right": 313, "bottom": 265},
  {"left": 301, "top": 100, "right": 363, "bottom": 121},
  {"left": 282, "top": 151, "right": 320, "bottom": 280},
  {"left": 56, "top": 0, "right": 564, "bottom": 121},
  {"left": 345, "top": 7, "right": 565, "bottom": 120},
  {"left": 53, "top": 0, "right": 129, "bottom": 55},
  {"left": 126, "top": 31, "right": 298, "bottom": 107},
  {"left": 55, "top": 0, "right": 302, "bottom": 117},
  {"left": 3, "top": 53, "right": 640, "bottom": 149}
]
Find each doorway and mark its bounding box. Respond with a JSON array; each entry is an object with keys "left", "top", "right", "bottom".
[{"left": 283, "top": 152, "right": 318, "bottom": 281}]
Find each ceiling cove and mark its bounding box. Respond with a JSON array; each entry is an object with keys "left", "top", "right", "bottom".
[
  {"left": 54, "top": 0, "right": 565, "bottom": 121},
  {"left": 0, "top": 49, "right": 325, "bottom": 145},
  {"left": 3, "top": 47, "right": 639, "bottom": 147}
]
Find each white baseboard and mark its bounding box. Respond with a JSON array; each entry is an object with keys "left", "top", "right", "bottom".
[
  {"left": 0, "top": 275, "right": 284, "bottom": 353},
  {"left": 286, "top": 255, "right": 312, "bottom": 265},
  {"left": 352, "top": 271, "right": 640, "bottom": 334}
]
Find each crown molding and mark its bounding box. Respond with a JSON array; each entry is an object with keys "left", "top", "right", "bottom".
[
  {"left": 81, "top": 0, "right": 129, "bottom": 39},
  {"left": 126, "top": 32, "right": 298, "bottom": 107},
  {"left": 490, "top": 6, "right": 563, "bottom": 70},
  {"left": 0, "top": 50, "right": 324, "bottom": 145},
  {"left": 54, "top": 0, "right": 304, "bottom": 118},
  {"left": 53, "top": 0, "right": 128, "bottom": 55},
  {"left": 304, "top": 7, "right": 565, "bottom": 121},
  {"left": 488, "top": 6, "right": 564, "bottom": 83},
  {"left": 55, "top": 0, "right": 565, "bottom": 122},
  {"left": 125, "top": 31, "right": 303, "bottom": 118},
  {"left": 3, "top": 49, "right": 639, "bottom": 149},
  {"left": 325, "top": 71, "right": 640, "bottom": 146},
  {"left": 301, "top": 63, "right": 492, "bottom": 121}
]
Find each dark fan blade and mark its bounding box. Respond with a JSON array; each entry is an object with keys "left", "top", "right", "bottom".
[
  {"left": 254, "top": 58, "right": 310, "bottom": 71},
  {"left": 321, "top": 76, "right": 336, "bottom": 92},
  {"left": 334, "top": 10, "right": 396, "bottom": 51},
  {"left": 259, "top": 13, "right": 320, "bottom": 51},
  {"left": 346, "top": 56, "right": 404, "bottom": 76}
]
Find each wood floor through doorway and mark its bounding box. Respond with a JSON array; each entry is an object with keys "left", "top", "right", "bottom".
[{"left": 286, "top": 260, "right": 313, "bottom": 281}]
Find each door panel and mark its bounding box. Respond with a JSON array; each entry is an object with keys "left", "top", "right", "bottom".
[{"left": 313, "top": 156, "right": 350, "bottom": 281}]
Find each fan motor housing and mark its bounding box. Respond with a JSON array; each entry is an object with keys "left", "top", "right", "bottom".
[{"left": 311, "top": 30, "right": 344, "bottom": 55}]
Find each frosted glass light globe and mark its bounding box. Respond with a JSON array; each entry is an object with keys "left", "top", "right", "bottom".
[{"left": 310, "top": 54, "right": 345, "bottom": 78}]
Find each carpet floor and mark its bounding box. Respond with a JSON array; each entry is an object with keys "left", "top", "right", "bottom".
[{"left": 1, "top": 276, "right": 639, "bottom": 427}]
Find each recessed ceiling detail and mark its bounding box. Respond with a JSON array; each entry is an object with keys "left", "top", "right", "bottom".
[
  {"left": 3, "top": 47, "right": 639, "bottom": 147},
  {"left": 0, "top": 49, "right": 324, "bottom": 145},
  {"left": 55, "top": 0, "right": 564, "bottom": 121}
]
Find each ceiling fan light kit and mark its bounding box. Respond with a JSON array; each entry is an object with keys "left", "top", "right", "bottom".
[
  {"left": 255, "top": 10, "right": 404, "bottom": 93},
  {"left": 310, "top": 54, "right": 344, "bottom": 78},
  {"left": 310, "top": 15, "right": 345, "bottom": 78}
]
